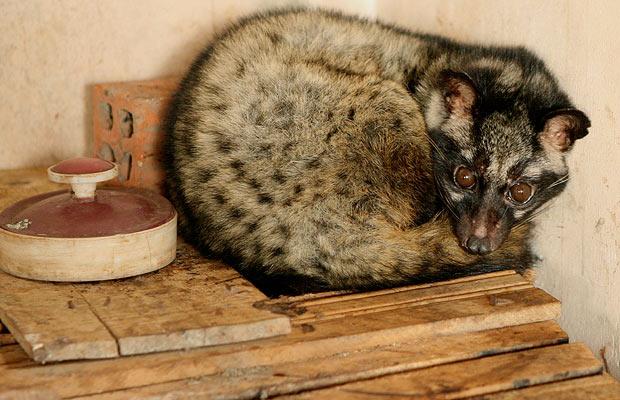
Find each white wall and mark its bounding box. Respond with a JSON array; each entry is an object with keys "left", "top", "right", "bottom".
[{"left": 1, "top": 0, "right": 618, "bottom": 378}]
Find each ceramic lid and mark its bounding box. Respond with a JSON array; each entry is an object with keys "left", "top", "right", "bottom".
[{"left": 0, "top": 157, "right": 176, "bottom": 238}]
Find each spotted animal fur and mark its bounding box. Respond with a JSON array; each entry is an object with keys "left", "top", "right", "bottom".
[{"left": 164, "top": 9, "right": 589, "bottom": 295}]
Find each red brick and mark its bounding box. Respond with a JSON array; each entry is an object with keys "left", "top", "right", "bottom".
[{"left": 92, "top": 77, "right": 178, "bottom": 194}]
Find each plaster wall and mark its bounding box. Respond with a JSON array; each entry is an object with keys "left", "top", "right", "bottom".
[{"left": 1, "top": 0, "right": 618, "bottom": 378}]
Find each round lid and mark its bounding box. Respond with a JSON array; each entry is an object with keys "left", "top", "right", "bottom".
[{"left": 0, "top": 158, "right": 176, "bottom": 238}]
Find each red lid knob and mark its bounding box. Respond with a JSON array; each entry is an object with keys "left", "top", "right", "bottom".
[
  {"left": 50, "top": 157, "right": 115, "bottom": 174},
  {"left": 48, "top": 157, "right": 118, "bottom": 201}
]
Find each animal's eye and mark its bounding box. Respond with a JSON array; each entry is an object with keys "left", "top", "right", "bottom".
[
  {"left": 454, "top": 166, "right": 476, "bottom": 189},
  {"left": 508, "top": 182, "right": 534, "bottom": 204}
]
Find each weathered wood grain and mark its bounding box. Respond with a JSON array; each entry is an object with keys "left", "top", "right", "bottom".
[
  {"left": 75, "top": 321, "right": 568, "bottom": 400},
  {"left": 0, "top": 168, "right": 62, "bottom": 211},
  {"left": 0, "top": 242, "right": 291, "bottom": 362},
  {"left": 0, "top": 272, "right": 119, "bottom": 363},
  {"left": 0, "top": 389, "right": 59, "bottom": 400},
  {"left": 74, "top": 241, "right": 291, "bottom": 356},
  {"left": 472, "top": 373, "right": 620, "bottom": 399},
  {"left": 283, "top": 343, "right": 602, "bottom": 399},
  {"left": 0, "top": 285, "right": 560, "bottom": 398},
  {"left": 290, "top": 272, "right": 531, "bottom": 324},
  {"left": 0, "top": 334, "right": 16, "bottom": 346},
  {"left": 0, "top": 345, "right": 32, "bottom": 368}
]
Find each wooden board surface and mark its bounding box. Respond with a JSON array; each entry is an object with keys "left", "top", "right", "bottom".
[
  {"left": 0, "top": 274, "right": 119, "bottom": 362},
  {"left": 0, "top": 242, "right": 290, "bottom": 362},
  {"left": 0, "top": 275, "right": 561, "bottom": 398},
  {"left": 74, "top": 321, "right": 568, "bottom": 399},
  {"left": 475, "top": 374, "right": 620, "bottom": 399},
  {"left": 283, "top": 343, "right": 602, "bottom": 399}
]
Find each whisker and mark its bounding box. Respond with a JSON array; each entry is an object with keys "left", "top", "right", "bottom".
[
  {"left": 514, "top": 201, "right": 556, "bottom": 228},
  {"left": 436, "top": 185, "right": 460, "bottom": 221},
  {"left": 424, "top": 132, "right": 447, "bottom": 160},
  {"left": 430, "top": 209, "right": 445, "bottom": 222},
  {"left": 547, "top": 174, "right": 569, "bottom": 189}
]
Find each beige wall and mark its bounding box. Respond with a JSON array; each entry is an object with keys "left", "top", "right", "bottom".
[
  {"left": 1, "top": 0, "right": 618, "bottom": 378},
  {"left": 0, "top": 0, "right": 374, "bottom": 170}
]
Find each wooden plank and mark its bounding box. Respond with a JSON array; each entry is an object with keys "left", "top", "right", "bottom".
[
  {"left": 0, "top": 334, "right": 16, "bottom": 346},
  {"left": 0, "top": 168, "right": 62, "bottom": 211},
  {"left": 74, "top": 241, "right": 291, "bottom": 356},
  {"left": 264, "top": 270, "right": 519, "bottom": 312},
  {"left": 289, "top": 273, "right": 531, "bottom": 324},
  {"left": 283, "top": 343, "right": 602, "bottom": 399},
  {"left": 0, "top": 389, "right": 59, "bottom": 400},
  {"left": 0, "top": 272, "right": 119, "bottom": 363},
  {"left": 0, "top": 287, "right": 559, "bottom": 398},
  {"left": 75, "top": 321, "right": 568, "bottom": 400},
  {"left": 0, "top": 345, "right": 32, "bottom": 368},
  {"left": 474, "top": 373, "right": 620, "bottom": 399}
]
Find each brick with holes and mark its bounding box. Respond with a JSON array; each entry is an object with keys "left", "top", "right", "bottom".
[{"left": 92, "top": 77, "right": 178, "bottom": 194}]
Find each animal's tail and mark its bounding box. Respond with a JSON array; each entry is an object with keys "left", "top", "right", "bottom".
[{"left": 318, "top": 212, "right": 533, "bottom": 292}]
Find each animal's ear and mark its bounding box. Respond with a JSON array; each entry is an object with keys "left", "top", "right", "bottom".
[
  {"left": 539, "top": 109, "right": 591, "bottom": 152},
  {"left": 440, "top": 70, "right": 478, "bottom": 118}
]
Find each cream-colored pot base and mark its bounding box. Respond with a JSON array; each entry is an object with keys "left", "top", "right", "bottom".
[{"left": 0, "top": 215, "right": 177, "bottom": 282}]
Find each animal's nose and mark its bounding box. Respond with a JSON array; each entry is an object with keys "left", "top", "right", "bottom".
[{"left": 466, "top": 236, "right": 492, "bottom": 255}]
